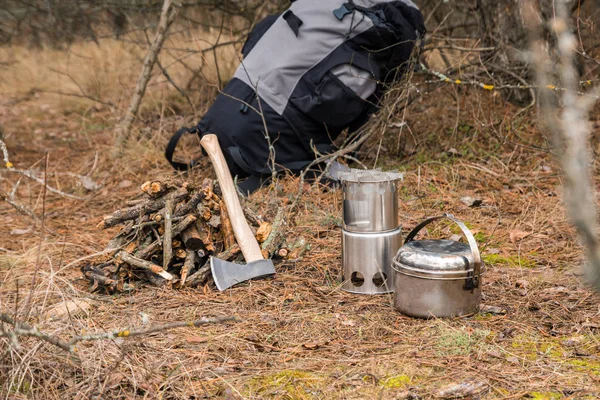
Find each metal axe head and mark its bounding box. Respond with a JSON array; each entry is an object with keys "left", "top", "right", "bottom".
[{"left": 210, "top": 257, "right": 275, "bottom": 291}]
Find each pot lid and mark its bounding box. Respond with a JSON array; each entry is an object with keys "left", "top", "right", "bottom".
[{"left": 393, "top": 239, "right": 476, "bottom": 279}]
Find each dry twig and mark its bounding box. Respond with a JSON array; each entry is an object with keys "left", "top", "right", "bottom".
[{"left": 114, "top": 0, "right": 179, "bottom": 152}]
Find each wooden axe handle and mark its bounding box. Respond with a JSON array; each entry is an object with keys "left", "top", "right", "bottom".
[{"left": 200, "top": 134, "right": 264, "bottom": 262}]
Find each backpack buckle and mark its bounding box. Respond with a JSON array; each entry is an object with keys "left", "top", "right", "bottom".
[{"left": 333, "top": 4, "right": 353, "bottom": 21}]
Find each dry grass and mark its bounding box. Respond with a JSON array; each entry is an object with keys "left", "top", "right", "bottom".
[
  {"left": 0, "top": 28, "right": 240, "bottom": 114},
  {"left": 1, "top": 34, "right": 600, "bottom": 400}
]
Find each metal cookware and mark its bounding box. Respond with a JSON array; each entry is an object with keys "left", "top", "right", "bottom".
[
  {"left": 392, "top": 214, "right": 483, "bottom": 318},
  {"left": 342, "top": 228, "right": 402, "bottom": 294},
  {"left": 340, "top": 169, "right": 403, "bottom": 233},
  {"left": 339, "top": 168, "right": 403, "bottom": 294}
]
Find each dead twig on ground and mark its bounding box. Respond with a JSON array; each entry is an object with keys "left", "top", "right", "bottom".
[
  {"left": 0, "top": 168, "right": 92, "bottom": 200},
  {"left": 0, "top": 312, "right": 237, "bottom": 354}
]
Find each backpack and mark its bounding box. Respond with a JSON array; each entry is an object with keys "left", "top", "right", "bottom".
[{"left": 166, "top": 0, "right": 425, "bottom": 189}]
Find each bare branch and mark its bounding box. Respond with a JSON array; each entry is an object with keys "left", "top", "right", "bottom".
[
  {"left": 0, "top": 312, "right": 237, "bottom": 354},
  {"left": 114, "top": 0, "right": 179, "bottom": 153}
]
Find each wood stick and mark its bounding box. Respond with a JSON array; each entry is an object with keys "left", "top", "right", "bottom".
[
  {"left": 174, "top": 191, "right": 206, "bottom": 218},
  {"left": 186, "top": 264, "right": 211, "bottom": 287},
  {"left": 136, "top": 215, "right": 197, "bottom": 260},
  {"left": 288, "top": 237, "right": 308, "bottom": 260},
  {"left": 180, "top": 251, "right": 196, "bottom": 286},
  {"left": 132, "top": 216, "right": 183, "bottom": 231},
  {"left": 69, "top": 316, "right": 236, "bottom": 346},
  {"left": 215, "top": 245, "right": 241, "bottom": 262},
  {"left": 118, "top": 251, "right": 174, "bottom": 280},
  {"left": 181, "top": 225, "right": 204, "bottom": 250},
  {"left": 197, "top": 203, "right": 212, "bottom": 221},
  {"left": 244, "top": 206, "right": 263, "bottom": 227},
  {"left": 98, "top": 188, "right": 188, "bottom": 229},
  {"left": 220, "top": 200, "right": 236, "bottom": 250},
  {"left": 144, "top": 271, "right": 167, "bottom": 287},
  {"left": 186, "top": 246, "right": 241, "bottom": 287},
  {"left": 84, "top": 272, "right": 118, "bottom": 290},
  {"left": 141, "top": 180, "right": 180, "bottom": 198},
  {"left": 261, "top": 206, "right": 286, "bottom": 256},
  {"left": 201, "top": 178, "right": 214, "bottom": 193},
  {"left": 163, "top": 198, "right": 173, "bottom": 269},
  {"left": 126, "top": 199, "right": 147, "bottom": 207},
  {"left": 195, "top": 219, "right": 215, "bottom": 252}
]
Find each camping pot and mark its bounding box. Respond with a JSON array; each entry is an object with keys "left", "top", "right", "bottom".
[
  {"left": 392, "top": 214, "right": 483, "bottom": 318},
  {"left": 341, "top": 172, "right": 402, "bottom": 233}
]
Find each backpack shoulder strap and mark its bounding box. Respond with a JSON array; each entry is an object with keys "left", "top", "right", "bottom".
[{"left": 165, "top": 126, "right": 200, "bottom": 171}]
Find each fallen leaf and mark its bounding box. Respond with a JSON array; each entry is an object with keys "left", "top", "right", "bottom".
[
  {"left": 302, "top": 341, "right": 329, "bottom": 350},
  {"left": 81, "top": 176, "right": 102, "bottom": 191},
  {"left": 256, "top": 222, "right": 272, "bottom": 243},
  {"left": 447, "top": 147, "right": 461, "bottom": 156},
  {"left": 10, "top": 228, "right": 31, "bottom": 236},
  {"left": 186, "top": 336, "right": 208, "bottom": 344},
  {"left": 562, "top": 336, "right": 585, "bottom": 348},
  {"left": 460, "top": 196, "right": 483, "bottom": 207},
  {"left": 480, "top": 304, "right": 507, "bottom": 315},
  {"left": 542, "top": 286, "right": 569, "bottom": 294},
  {"left": 46, "top": 298, "right": 92, "bottom": 320},
  {"left": 436, "top": 378, "right": 489, "bottom": 398},
  {"left": 509, "top": 230, "right": 532, "bottom": 243}
]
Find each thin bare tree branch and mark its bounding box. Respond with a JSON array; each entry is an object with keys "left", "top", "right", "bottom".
[{"left": 114, "top": 0, "right": 179, "bottom": 153}]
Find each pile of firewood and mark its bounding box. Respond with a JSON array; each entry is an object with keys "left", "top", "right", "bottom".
[{"left": 82, "top": 178, "right": 274, "bottom": 293}]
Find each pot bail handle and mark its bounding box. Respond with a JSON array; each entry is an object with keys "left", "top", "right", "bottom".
[{"left": 405, "top": 214, "right": 482, "bottom": 285}]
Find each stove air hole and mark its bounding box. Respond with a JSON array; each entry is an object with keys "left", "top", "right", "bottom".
[
  {"left": 372, "top": 272, "right": 388, "bottom": 287},
  {"left": 351, "top": 272, "right": 365, "bottom": 287}
]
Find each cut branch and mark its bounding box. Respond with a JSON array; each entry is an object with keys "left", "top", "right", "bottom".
[
  {"left": 98, "top": 188, "right": 188, "bottom": 229},
  {"left": 118, "top": 251, "right": 174, "bottom": 280},
  {"left": 163, "top": 198, "right": 174, "bottom": 268}
]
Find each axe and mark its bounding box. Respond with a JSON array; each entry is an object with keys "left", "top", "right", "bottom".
[{"left": 199, "top": 134, "right": 275, "bottom": 291}]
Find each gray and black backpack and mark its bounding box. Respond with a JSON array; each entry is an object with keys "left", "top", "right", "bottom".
[{"left": 166, "top": 0, "right": 425, "bottom": 193}]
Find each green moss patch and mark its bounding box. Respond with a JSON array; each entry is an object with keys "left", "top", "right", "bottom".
[
  {"left": 379, "top": 374, "right": 411, "bottom": 389},
  {"left": 248, "top": 370, "right": 325, "bottom": 399},
  {"left": 483, "top": 253, "right": 537, "bottom": 269},
  {"left": 529, "top": 392, "right": 562, "bottom": 400},
  {"left": 568, "top": 359, "right": 600, "bottom": 377},
  {"left": 510, "top": 335, "right": 566, "bottom": 360}
]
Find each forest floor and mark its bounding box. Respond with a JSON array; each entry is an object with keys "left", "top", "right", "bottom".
[{"left": 1, "top": 43, "right": 600, "bottom": 399}]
